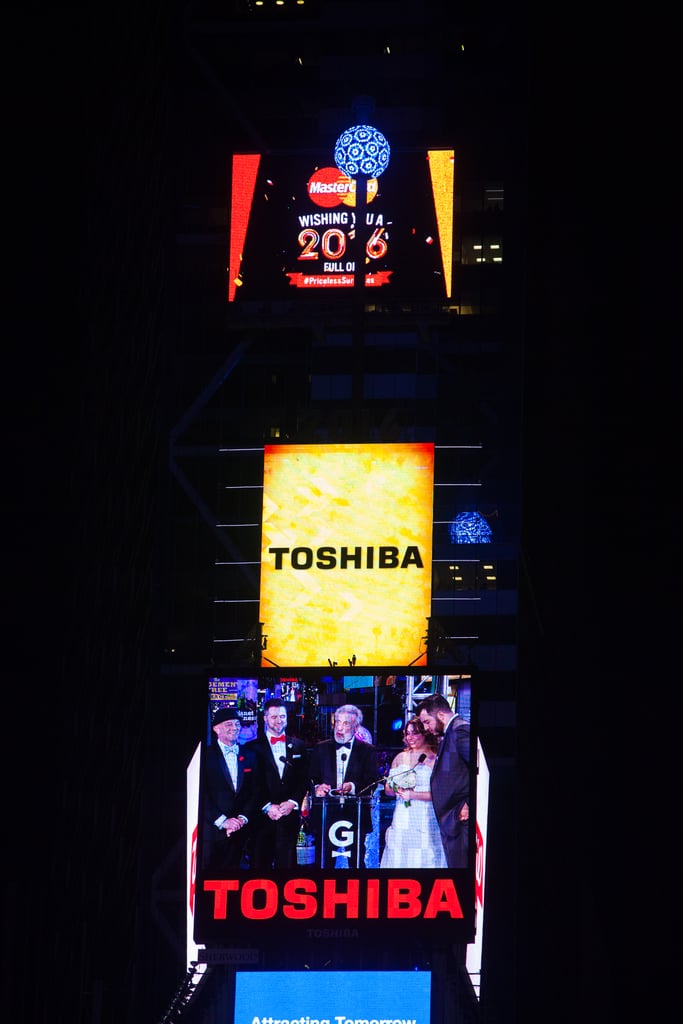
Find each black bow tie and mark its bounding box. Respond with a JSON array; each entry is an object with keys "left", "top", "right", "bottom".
[{"left": 335, "top": 741, "right": 351, "bottom": 750}]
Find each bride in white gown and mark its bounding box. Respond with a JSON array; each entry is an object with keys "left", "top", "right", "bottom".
[{"left": 380, "top": 717, "right": 447, "bottom": 869}]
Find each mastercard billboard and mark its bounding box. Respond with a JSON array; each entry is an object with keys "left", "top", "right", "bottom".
[
  {"left": 259, "top": 443, "right": 435, "bottom": 668},
  {"left": 305, "top": 165, "right": 380, "bottom": 208},
  {"left": 228, "top": 149, "right": 454, "bottom": 302}
]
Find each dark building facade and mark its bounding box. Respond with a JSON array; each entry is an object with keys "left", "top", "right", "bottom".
[
  {"left": 11, "top": 3, "right": 621, "bottom": 1024},
  {"left": 158, "top": 3, "right": 526, "bottom": 1022}
]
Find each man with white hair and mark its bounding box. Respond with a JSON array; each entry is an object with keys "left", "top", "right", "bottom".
[{"left": 309, "top": 704, "right": 378, "bottom": 867}]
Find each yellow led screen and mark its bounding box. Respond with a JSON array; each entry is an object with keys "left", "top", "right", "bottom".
[
  {"left": 259, "top": 443, "right": 434, "bottom": 668},
  {"left": 428, "top": 149, "right": 454, "bottom": 299}
]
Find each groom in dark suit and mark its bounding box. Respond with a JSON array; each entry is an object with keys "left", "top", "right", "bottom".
[
  {"left": 416, "top": 692, "right": 471, "bottom": 868},
  {"left": 309, "top": 704, "right": 379, "bottom": 867}
]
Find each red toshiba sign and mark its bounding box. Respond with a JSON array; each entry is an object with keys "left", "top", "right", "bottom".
[
  {"left": 194, "top": 872, "right": 472, "bottom": 945},
  {"left": 203, "top": 876, "right": 464, "bottom": 920}
]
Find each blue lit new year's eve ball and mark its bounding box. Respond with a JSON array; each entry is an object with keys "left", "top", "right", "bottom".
[
  {"left": 449, "top": 511, "right": 493, "bottom": 544},
  {"left": 334, "top": 124, "right": 391, "bottom": 178}
]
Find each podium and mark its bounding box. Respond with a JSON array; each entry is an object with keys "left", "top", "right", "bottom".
[{"left": 311, "top": 795, "right": 373, "bottom": 868}]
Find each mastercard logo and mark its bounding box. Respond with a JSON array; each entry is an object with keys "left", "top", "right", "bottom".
[{"left": 307, "top": 166, "right": 378, "bottom": 209}]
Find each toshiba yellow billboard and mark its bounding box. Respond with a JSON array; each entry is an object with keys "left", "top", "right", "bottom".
[{"left": 259, "top": 443, "right": 434, "bottom": 667}]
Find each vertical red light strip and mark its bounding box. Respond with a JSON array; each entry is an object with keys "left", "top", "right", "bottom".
[{"left": 228, "top": 153, "right": 261, "bottom": 302}]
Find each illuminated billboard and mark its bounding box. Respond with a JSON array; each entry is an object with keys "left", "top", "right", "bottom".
[
  {"left": 186, "top": 742, "right": 205, "bottom": 969},
  {"left": 466, "top": 738, "right": 490, "bottom": 1000},
  {"left": 259, "top": 443, "right": 435, "bottom": 669},
  {"left": 228, "top": 148, "right": 454, "bottom": 303},
  {"left": 234, "top": 971, "right": 431, "bottom": 1024},
  {"left": 193, "top": 672, "right": 475, "bottom": 947}
]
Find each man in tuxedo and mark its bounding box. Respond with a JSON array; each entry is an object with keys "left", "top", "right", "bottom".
[
  {"left": 201, "top": 706, "right": 260, "bottom": 872},
  {"left": 246, "top": 697, "right": 310, "bottom": 870},
  {"left": 416, "top": 693, "right": 471, "bottom": 869},
  {"left": 309, "top": 704, "right": 379, "bottom": 867}
]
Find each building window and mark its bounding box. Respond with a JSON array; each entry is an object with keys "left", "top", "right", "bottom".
[{"left": 310, "top": 374, "right": 353, "bottom": 399}]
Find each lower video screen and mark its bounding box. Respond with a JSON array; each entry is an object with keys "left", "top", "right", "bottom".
[
  {"left": 194, "top": 672, "right": 476, "bottom": 945},
  {"left": 234, "top": 970, "right": 432, "bottom": 1024}
]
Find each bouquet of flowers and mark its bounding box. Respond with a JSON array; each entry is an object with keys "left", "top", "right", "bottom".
[{"left": 388, "top": 767, "right": 417, "bottom": 807}]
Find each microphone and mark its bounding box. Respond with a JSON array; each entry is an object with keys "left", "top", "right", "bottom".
[
  {"left": 395, "top": 753, "right": 426, "bottom": 776},
  {"left": 339, "top": 749, "right": 348, "bottom": 802},
  {"left": 385, "top": 753, "right": 428, "bottom": 790},
  {"left": 401, "top": 753, "right": 426, "bottom": 775},
  {"left": 339, "top": 752, "right": 347, "bottom": 805},
  {"left": 390, "top": 754, "right": 426, "bottom": 787},
  {"left": 355, "top": 754, "right": 428, "bottom": 799},
  {"left": 279, "top": 755, "right": 296, "bottom": 769}
]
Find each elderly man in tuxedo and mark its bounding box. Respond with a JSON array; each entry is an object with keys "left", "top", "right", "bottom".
[
  {"left": 416, "top": 692, "right": 471, "bottom": 869},
  {"left": 201, "top": 706, "right": 260, "bottom": 872},
  {"left": 309, "top": 704, "right": 379, "bottom": 867},
  {"left": 245, "top": 697, "right": 310, "bottom": 870}
]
